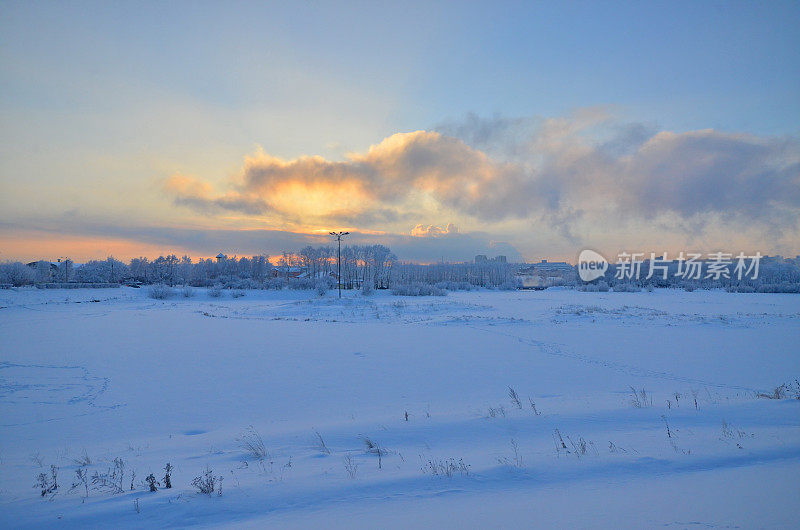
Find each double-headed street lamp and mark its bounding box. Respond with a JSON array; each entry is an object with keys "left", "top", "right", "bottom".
[
  {"left": 329, "top": 231, "right": 349, "bottom": 298},
  {"left": 57, "top": 257, "right": 70, "bottom": 283}
]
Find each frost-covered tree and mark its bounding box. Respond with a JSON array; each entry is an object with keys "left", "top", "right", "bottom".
[
  {"left": 0, "top": 262, "right": 35, "bottom": 286},
  {"left": 33, "top": 261, "right": 54, "bottom": 283},
  {"left": 74, "top": 258, "right": 128, "bottom": 283}
]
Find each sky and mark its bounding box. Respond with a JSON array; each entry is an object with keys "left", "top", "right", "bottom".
[{"left": 1, "top": 0, "right": 799, "bottom": 263}]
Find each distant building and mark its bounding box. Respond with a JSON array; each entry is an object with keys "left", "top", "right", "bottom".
[
  {"left": 475, "top": 255, "right": 508, "bottom": 264},
  {"left": 516, "top": 260, "right": 576, "bottom": 289},
  {"left": 216, "top": 253, "right": 227, "bottom": 262},
  {"left": 527, "top": 259, "right": 574, "bottom": 272},
  {"left": 271, "top": 266, "right": 304, "bottom": 279}
]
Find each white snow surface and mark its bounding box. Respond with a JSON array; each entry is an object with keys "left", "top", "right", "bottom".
[{"left": 0, "top": 287, "right": 798, "bottom": 528}]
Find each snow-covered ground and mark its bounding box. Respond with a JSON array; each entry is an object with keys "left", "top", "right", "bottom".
[{"left": 0, "top": 287, "right": 798, "bottom": 528}]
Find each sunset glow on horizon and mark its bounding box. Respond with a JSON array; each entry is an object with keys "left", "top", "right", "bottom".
[{"left": 1, "top": 2, "right": 798, "bottom": 263}]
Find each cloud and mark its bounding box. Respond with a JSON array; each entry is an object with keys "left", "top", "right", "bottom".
[
  {"left": 163, "top": 174, "right": 270, "bottom": 215},
  {"left": 435, "top": 113, "right": 541, "bottom": 159},
  {"left": 441, "top": 113, "right": 800, "bottom": 230},
  {"left": 160, "top": 113, "right": 800, "bottom": 254},
  {"left": 598, "top": 122, "right": 657, "bottom": 157},
  {"left": 410, "top": 223, "right": 459, "bottom": 237},
  {"left": 620, "top": 130, "right": 800, "bottom": 221},
  {"left": 164, "top": 131, "right": 547, "bottom": 222}
]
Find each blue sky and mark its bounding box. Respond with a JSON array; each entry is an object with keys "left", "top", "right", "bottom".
[{"left": 1, "top": 1, "right": 798, "bottom": 262}]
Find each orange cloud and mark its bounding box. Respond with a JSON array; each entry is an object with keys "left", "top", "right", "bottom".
[
  {"left": 163, "top": 131, "right": 534, "bottom": 224},
  {"left": 410, "top": 223, "right": 459, "bottom": 237}
]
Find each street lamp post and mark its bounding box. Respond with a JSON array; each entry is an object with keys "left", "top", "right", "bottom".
[
  {"left": 329, "top": 231, "right": 349, "bottom": 298},
  {"left": 57, "top": 257, "right": 70, "bottom": 283}
]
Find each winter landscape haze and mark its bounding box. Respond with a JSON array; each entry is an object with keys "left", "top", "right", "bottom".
[{"left": 2, "top": 1, "right": 800, "bottom": 528}]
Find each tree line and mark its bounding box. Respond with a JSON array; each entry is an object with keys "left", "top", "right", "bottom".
[{"left": 0, "top": 244, "right": 526, "bottom": 290}]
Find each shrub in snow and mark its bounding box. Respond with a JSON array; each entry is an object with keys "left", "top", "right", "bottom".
[
  {"left": 231, "top": 290, "right": 245, "bottom": 298},
  {"left": 72, "top": 450, "right": 91, "bottom": 467},
  {"left": 361, "top": 282, "right": 373, "bottom": 296},
  {"left": 191, "top": 466, "right": 222, "bottom": 495},
  {"left": 148, "top": 284, "right": 173, "bottom": 299},
  {"left": 629, "top": 386, "right": 652, "bottom": 408},
  {"left": 91, "top": 457, "right": 127, "bottom": 494},
  {"left": 508, "top": 386, "right": 522, "bottom": 409},
  {"left": 497, "top": 439, "right": 524, "bottom": 468},
  {"left": 363, "top": 437, "right": 387, "bottom": 469},
  {"left": 577, "top": 280, "right": 610, "bottom": 292},
  {"left": 343, "top": 455, "right": 358, "bottom": 479},
  {"left": 755, "top": 282, "right": 800, "bottom": 293},
  {"left": 315, "top": 280, "right": 328, "bottom": 296},
  {"left": 287, "top": 278, "right": 315, "bottom": 290},
  {"left": 611, "top": 283, "right": 640, "bottom": 293},
  {"left": 238, "top": 426, "right": 269, "bottom": 461},
  {"left": 265, "top": 278, "right": 285, "bottom": 290},
  {"left": 314, "top": 431, "right": 331, "bottom": 454},
  {"left": 726, "top": 284, "right": 755, "bottom": 293},
  {"left": 181, "top": 286, "right": 194, "bottom": 297},
  {"left": 226, "top": 278, "right": 262, "bottom": 290},
  {"left": 208, "top": 286, "right": 223, "bottom": 298},
  {"left": 434, "top": 281, "right": 474, "bottom": 292},
  {"left": 35, "top": 465, "right": 59, "bottom": 497},
  {"left": 487, "top": 405, "right": 506, "bottom": 418},
  {"left": 420, "top": 457, "right": 470, "bottom": 477},
  {"left": 496, "top": 279, "right": 521, "bottom": 290},
  {"left": 163, "top": 463, "right": 173, "bottom": 489},
  {"left": 145, "top": 473, "right": 159, "bottom": 492},
  {"left": 391, "top": 282, "right": 446, "bottom": 296},
  {"left": 757, "top": 380, "right": 800, "bottom": 400},
  {"left": 70, "top": 468, "right": 89, "bottom": 500}
]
